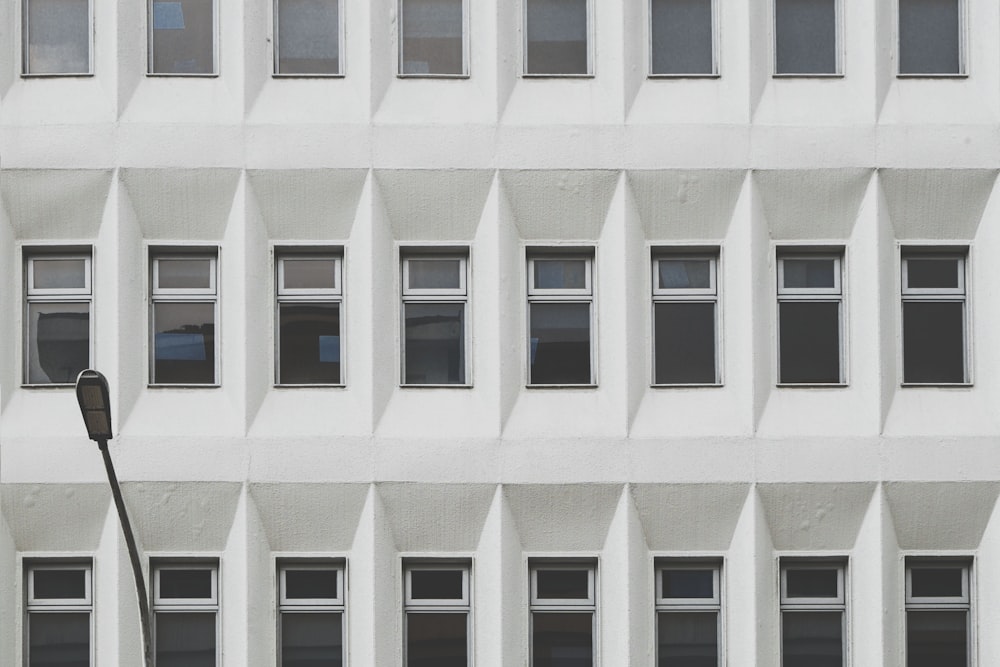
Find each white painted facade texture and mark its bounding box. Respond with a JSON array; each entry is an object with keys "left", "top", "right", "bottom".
[{"left": 1, "top": 0, "right": 1000, "bottom": 664}]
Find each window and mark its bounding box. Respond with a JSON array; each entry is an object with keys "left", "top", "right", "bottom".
[
  {"left": 774, "top": 0, "right": 839, "bottom": 75},
  {"left": 276, "top": 252, "right": 343, "bottom": 386},
  {"left": 25, "top": 562, "right": 93, "bottom": 666},
  {"left": 901, "top": 250, "right": 968, "bottom": 385},
  {"left": 24, "top": 251, "right": 92, "bottom": 386},
  {"left": 148, "top": 0, "right": 217, "bottom": 75},
  {"left": 780, "top": 560, "right": 846, "bottom": 667},
  {"left": 898, "top": 0, "right": 963, "bottom": 75},
  {"left": 150, "top": 251, "right": 218, "bottom": 385},
  {"left": 153, "top": 561, "right": 218, "bottom": 667},
  {"left": 278, "top": 561, "right": 345, "bottom": 666},
  {"left": 527, "top": 252, "right": 595, "bottom": 386},
  {"left": 652, "top": 252, "right": 719, "bottom": 385},
  {"left": 274, "top": 0, "right": 342, "bottom": 75},
  {"left": 529, "top": 560, "right": 596, "bottom": 667},
  {"left": 905, "top": 558, "right": 971, "bottom": 667},
  {"left": 22, "top": 0, "right": 91, "bottom": 75},
  {"left": 649, "top": 0, "right": 715, "bottom": 76},
  {"left": 524, "top": 0, "right": 591, "bottom": 76},
  {"left": 399, "top": 0, "right": 468, "bottom": 76},
  {"left": 403, "top": 561, "right": 470, "bottom": 666},
  {"left": 776, "top": 251, "right": 844, "bottom": 385},
  {"left": 655, "top": 560, "right": 721, "bottom": 667},
  {"left": 401, "top": 251, "right": 469, "bottom": 386}
]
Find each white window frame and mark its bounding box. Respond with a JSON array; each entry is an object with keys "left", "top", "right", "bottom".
[
  {"left": 278, "top": 560, "right": 346, "bottom": 666},
  {"left": 23, "top": 250, "right": 94, "bottom": 387},
  {"left": 146, "top": 0, "right": 220, "bottom": 76},
  {"left": 25, "top": 560, "right": 94, "bottom": 667},
  {"left": 149, "top": 250, "right": 220, "bottom": 387},
  {"left": 275, "top": 251, "right": 344, "bottom": 387},
  {"left": 521, "top": 0, "right": 595, "bottom": 78},
  {"left": 272, "top": 0, "right": 345, "bottom": 77},
  {"left": 771, "top": 0, "right": 844, "bottom": 77},
  {"left": 904, "top": 558, "right": 973, "bottom": 666},
  {"left": 896, "top": 0, "right": 967, "bottom": 78},
  {"left": 402, "top": 560, "right": 472, "bottom": 666},
  {"left": 21, "top": 0, "right": 95, "bottom": 76},
  {"left": 528, "top": 559, "right": 598, "bottom": 667},
  {"left": 397, "top": 0, "right": 471, "bottom": 78},
  {"left": 779, "top": 559, "right": 847, "bottom": 667},
  {"left": 151, "top": 560, "right": 220, "bottom": 665},
  {"left": 651, "top": 251, "right": 721, "bottom": 387},
  {"left": 400, "top": 251, "right": 471, "bottom": 387},
  {"left": 655, "top": 560, "right": 722, "bottom": 667},
  {"left": 647, "top": 0, "right": 719, "bottom": 78}
]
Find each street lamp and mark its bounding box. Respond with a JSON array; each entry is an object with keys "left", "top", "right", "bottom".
[{"left": 75, "top": 370, "right": 153, "bottom": 667}]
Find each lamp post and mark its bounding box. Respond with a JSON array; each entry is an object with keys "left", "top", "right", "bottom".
[{"left": 75, "top": 370, "right": 153, "bottom": 667}]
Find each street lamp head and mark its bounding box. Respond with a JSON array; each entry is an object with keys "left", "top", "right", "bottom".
[{"left": 75, "top": 369, "right": 112, "bottom": 442}]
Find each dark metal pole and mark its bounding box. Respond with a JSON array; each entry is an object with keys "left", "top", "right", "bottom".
[{"left": 98, "top": 438, "right": 153, "bottom": 667}]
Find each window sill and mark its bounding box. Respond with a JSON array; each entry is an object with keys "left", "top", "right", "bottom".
[
  {"left": 147, "top": 383, "right": 221, "bottom": 389},
  {"left": 772, "top": 73, "right": 844, "bottom": 79},
  {"left": 648, "top": 73, "right": 720, "bottom": 80},
  {"left": 145, "top": 73, "right": 220, "bottom": 78},
  {"left": 272, "top": 73, "right": 345, "bottom": 79},
  {"left": 896, "top": 73, "right": 968, "bottom": 79},
  {"left": 775, "top": 383, "right": 848, "bottom": 388},
  {"left": 273, "top": 383, "right": 346, "bottom": 389},
  {"left": 521, "top": 73, "right": 595, "bottom": 79},
  {"left": 400, "top": 383, "right": 473, "bottom": 389},
  {"left": 21, "top": 72, "right": 95, "bottom": 79},
  {"left": 651, "top": 383, "right": 723, "bottom": 389},
  {"left": 900, "top": 382, "right": 973, "bottom": 388},
  {"left": 21, "top": 383, "right": 75, "bottom": 389},
  {"left": 396, "top": 73, "right": 470, "bottom": 80},
  {"left": 526, "top": 383, "right": 598, "bottom": 389}
]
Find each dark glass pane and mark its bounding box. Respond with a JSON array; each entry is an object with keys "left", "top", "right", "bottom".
[
  {"left": 785, "top": 568, "right": 839, "bottom": 598},
  {"left": 404, "top": 303, "right": 465, "bottom": 385},
  {"left": 907, "top": 611, "right": 967, "bottom": 667},
  {"left": 27, "top": 302, "right": 89, "bottom": 384},
  {"left": 411, "top": 569, "right": 464, "bottom": 600},
  {"left": 32, "top": 259, "right": 87, "bottom": 289},
  {"left": 24, "top": 0, "right": 90, "bottom": 74},
  {"left": 902, "top": 301, "right": 965, "bottom": 383},
  {"left": 654, "top": 302, "right": 716, "bottom": 384},
  {"left": 534, "top": 260, "right": 587, "bottom": 290},
  {"left": 899, "top": 0, "right": 960, "bottom": 75},
  {"left": 525, "top": 0, "right": 589, "bottom": 75},
  {"left": 153, "top": 302, "right": 216, "bottom": 384},
  {"left": 911, "top": 568, "right": 964, "bottom": 598},
  {"left": 907, "top": 258, "right": 960, "bottom": 290},
  {"left": 775, "top": 0, "right": 837, "bottom": 74},
  {"left": 33, "top": 569, "right": 86, "bottom": 599},
  {"left": 658, "top": 259, "right": 711, "bottom": 290},
  {"left": 150, "top": 0, "right": 215, "bottom": 74},
  {"left": 650, "top": 0, "right": 713, "bottom": 75},
  {"left": 281, "top": 612, "right": 343, "bottom": 667},
  {"left": 155, "top": 612, "right": 216, "bottom": 667},
  {"left": 662, "top": 570, "right": 714, "bottom": 599},
  {"left": 276, "top": 0, "right": 340, "bottom": 75},
  {"left": 285, "top": 569, "right": 338, "bottom": 599},
  {"left": 529, "top": 302, "right": 591, "bottom": 385},
  {"left": 536, "top": 569, "right": 589, "bottom": 599},
  {"left": 532, "top": 613, "right": 593, "bottom": 667},
  {"left": 279, "top": 303, "right": 341, "bottom": 384},
  {"left": 782, "top": 612, "right": 843, "bottom": 667},
  {"left": 778, "top": 301, "right": 841, "bottom": 384},
  {"left": 157, "top": 259, "right": 212, "bottom": 289},
  {"left": 282, "top": 258, "right": 337, "bottom": 290},
  {"left": 159, "top": 569, "right": 213, "bottom": 599},
  {"left": 406, "top": 613, "right": 468, "bottom": 667},
  {"left": 401, "top": 0, "right": 464, "bottom": 75},
  {"left": 407, "top": 259, "right": 462, "bottom": 290},
  {"left": 657, "top": 611, "right": 718, "bottom": 667},
  {"left": 782, "top": 259, "right": 835, "bottom": 289},
  {"left": 29, "top": 612, "right": 90, "bottom": 667}
]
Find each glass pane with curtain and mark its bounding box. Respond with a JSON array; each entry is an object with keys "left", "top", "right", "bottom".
[{"left": 27, "top": 302, "right": 90, "bottom": 384}]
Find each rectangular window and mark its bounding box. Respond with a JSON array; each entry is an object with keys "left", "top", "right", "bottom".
[
  {"left": 26, "top": 562, "right": 93, "bottom": 667},
  {"left": 901, "top": 250, "right": 968, "bottom": 385},
  {"left": 780, "top": 560, "right": 846, "bottom": 667},
  {"left": 527, "top": 252, "right": 595, "bottom": 386},
  {"left": 148, "top": 0, "right": 217, "bottom": 75},
  {"left": 650, "top": 0, "right": 715, "bottom": 76},
  {"left": 276, "top": 252, "right": 343, "bottom": 386},
  {"left": 153, "top": 561, "right": 219, "bottom": 667},
  {"left": 399, "top": 0, "right": 468, "bottom": 76},
  {"left": 905, "top": 558, "right": 971, "bottom": 667},
  {"left": 777, "top": 251, "right": 844, "bottom": 385},
  {"left": 774, "top": 0, "right": 839, "bottom": 75},
  {"left": 652, "top": 252, "right": 719, "bottom": 385},
  {"left": 24, "top": 251, "right": 92, "bottom": 386},
  {"left": 274, "top": 0, "right": 342, "bottom": 75},
  {"left": 530, "top": 560, "right": 596, "bottom": 667},
  {"left": 279, "top": 561, "right": 345, "bottom": 666},
  {"left": 150, "top": 251, "right": 218, "bottom": 385},
  {"left": 404, "top": 561, "right": 470, "bottom": 667},
  {"left": 401, "top": 251, "right": 469, "bottom": 386},
  {"left": 655, "top": 560, "right": 721, "bottom": 667},
  {"left": 898, "top": 0, "right": 963, "bottom": 75},
  {"left": 22, "top": 0, "right": 92, "bottom": 75},
  {"left": 524, "top": 0, "right": 591, "bottom": 76}
]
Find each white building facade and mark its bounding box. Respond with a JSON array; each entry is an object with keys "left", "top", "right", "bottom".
[{"left": 1, "top": 0, "right": 999, "bottom": 664}]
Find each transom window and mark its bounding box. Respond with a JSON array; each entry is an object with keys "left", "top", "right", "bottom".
[
  {"left": 774, "top": 0, "right": 840, "bottom": 75},
  {"left": 652, "top": 252, "right": 720, "bottom": 386},
  {"left": 22, "top": 0, "right": 92, "bottom": 75},
  {"left": 278, "top": 561, "right": 345, "bottom": 666},
  {"left": 399, "top": 0, "right": 468, "bottom": 76},
  {"left": 529, "top": 560, "right": 596, "bottom": 667},
  {"left": 524, "top": 0, "right": 592, "bottom": 76},
  {"left": 650, "top": 0, "right": 716, "bottom": 76},
  {"left": 527, "top": 252, "right": 595, "bottom": 386},
  {"left": 901, "top": 250, "right": 968, "bottom": 385},
  {"left": 148, "top": 0, "right": 218, "bottom": 75},
  {"left": 276, "top": 251, "right": 343, "bottom": 386},
  {"left": 401, "top": 251, "right": 469, "bottom": 386},
  {"left": 274, "top": 0, "right": 343, "bottom": 75},
  {"left": 776, "top": 251, "right": 844, "bottom": 385},
  {"left": 780, "top": 560, "right": 846, "bottom": 667},
  {"left": 905, "top": 558, "right": 971, "bottom": 667},
  {"left": 152, "top": 561, "right": 219, "bottom": 667},
  {"left": 403, "top": 561, "right": 471, "bottom": 666},
  {"left": 655, "top": 560, "right": 722, "bottom": 666},
  {"left": 26, "top": 562, "right": 93, "bottom": 666}
]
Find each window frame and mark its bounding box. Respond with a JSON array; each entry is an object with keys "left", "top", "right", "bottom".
[
  {"left": 655, "top": 559, "right": 723, "bottom": 667},
  {"left": 771, "top": 0, "right": 845, "bottom": 77},
  {"left": 146, "top": 0, "right": 220, "bottom": 76},
  {"left": 647, "top": 0, "right": 720, "bottom": 78},
  {"left": 21, "top": 0, "right": 95, "bottom": 76},
  {"left": 151, "top": 559, "right": 221, "bottom": 666},
  {"left": 402, "top": 559, "right": 473, "bottom": 666},
  {"left": 528, "top": 558, "right": 598, "bottom": 667},
  {"left": 23, "top": 249, "right": 95, "bottom": 387},
  {"left": 24, "top": 559, "right": 95, "bottom": 667},
  {"left": 277, "top": 559, "right": 346, "bottom": 667},
  {"left": 903, "top": 557, "right": 973, "bottom": 666},
  {"left": 397, "top": 0, "right": 471, "bottom": 78},
  {"left": 521, "top": 0, "right": 595, "bottom": 78},
  {"left": 272, "top": 0, "right": 345, "bottom": 77},
  {"left": 779, "top": 558, "right": 848, "bottom": 667},
  {"left": 896, "top": 0, "right": 968, "bottom": 78}
]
